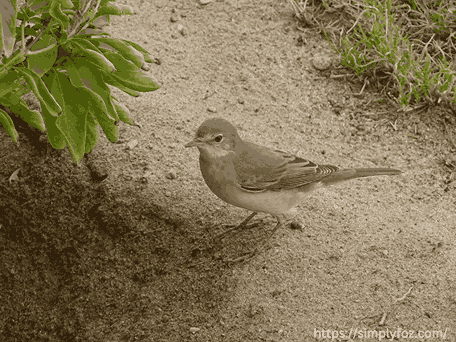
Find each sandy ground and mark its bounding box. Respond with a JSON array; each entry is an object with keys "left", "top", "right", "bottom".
[{"left": 1, "top": 0, "right": 455, "bottom": 341}]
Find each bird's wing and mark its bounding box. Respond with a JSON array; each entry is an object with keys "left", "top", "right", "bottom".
[{"left": 234, "top": 142, "right": 339, "bottom": 192}]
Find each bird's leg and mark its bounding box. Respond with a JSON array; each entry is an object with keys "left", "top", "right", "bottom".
[
  {"left": 213, "top": 212, "right": 258, "bottom": 241},
  {"left": 228, "top": 214, "right": 285, "bottom": 263}
]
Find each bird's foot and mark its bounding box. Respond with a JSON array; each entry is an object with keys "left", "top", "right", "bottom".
[
  {"left": 212, "top": 212, "right": 259, "bottom": 242},
  {"left": 223, "top": 215, "right": 285, "bottom": 263}
]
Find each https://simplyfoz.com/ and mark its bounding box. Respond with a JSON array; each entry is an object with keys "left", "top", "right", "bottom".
[{"left": 314, "top": 327, "right": 449, "bottom": 340}]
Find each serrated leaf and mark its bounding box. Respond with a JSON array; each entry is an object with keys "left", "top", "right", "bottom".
[
  {"left": 89, "top": 37, "right": 143, "bottom": 68},
  {"left": 0, "top": 0, "right": 18, "bottom": 58},
  {"left": 14, "top": 67, "right": 62, "bottom": 116},
  {"left": 111, "top": 69, "right": 159, "bottom": 92},
  {"left": 49, "top": 0, "right": 70, "bottom": 30},
  {"left": 27, "top": 34, "right": 58, "bottom": 76},
  {"left": 0, "top": 107, "right": 19, "bottom": 143},
  {"left": 2, "top": 92, "right": 45, "bottom": 131}
]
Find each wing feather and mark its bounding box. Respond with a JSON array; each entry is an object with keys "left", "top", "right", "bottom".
[{"left": 233, "top": 142, "right": 339, "bottom": 192}]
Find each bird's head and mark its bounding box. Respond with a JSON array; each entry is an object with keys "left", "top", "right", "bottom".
[{"left": 185, "top": 118, "right": 241, "bottom": 157}]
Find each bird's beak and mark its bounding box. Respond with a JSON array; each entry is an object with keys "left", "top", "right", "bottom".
[{"left": 185, "top": 138, "right": 202, "bottom": 148}]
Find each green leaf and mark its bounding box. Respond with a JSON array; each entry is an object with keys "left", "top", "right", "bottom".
[
  {"left": 27, "top": 34, "right": 58, "bottom": 76},
  {"left": 66, "top": 63, "right": 86, "bottom": 88},
  {"left": 0, "top": 107, "right": 19, "bottom": 143},
  {"left": 100, "top": 49, "right": 137, "bottom": 71},
  {"left": 42, "top": 70, "right": 89, "bottom": 162},
  {"left": 0, "top": 70, "right": 20, "bottom": 98},
  {"left": 121, "top": 39, "right": 154, "bottom": 63},
  {"left": 61, "top": 0, "right": 74, "bottom": 10},
  {"left": 112, "top": 98, "right": 132, "bottom": 125},
  {"left": 65, "top": 63, "right": 110, "bottom": 116},
  {"left": 111, "top": 69, "right": 159, "bottom": 92},
  {"left": 41, "top": 71, "right": 67, "bottom": 149},
  {"left": 14, "top": 67, "right": 62, "bottom": 116},
  {"left": 24, "top": 25, "right": 43, "bottom": 38},
  {"left": 95, "top": 4, "right": 134, "bottom": 18},
  {"left": 2, "top": 92, "right": 45, "bottom": 131},
  {"left": 72, "top": 58, "right": 119, "bottom": 121},
  {"left": 100, "top": 0, "right": 114, "bottom": 6},
  {"left": 49, "top": 0, "right": 70, "bottom": 30},
  {"left": 68, "top": 39, "right": 116, "bottom": 73},
  {"left": 69, "top": 37, "right": 103, "bottom": 53},
  {"left": 89, "top": 37, "right": 143, "bottom": 68},
  {"left": 88, "top": 96, "right": 118, "bottom": 142},
  {"left": 84, "top": 110, "right": 99, "bottom": 153},
  {"left": 17, "top": 7, "right": 37, "bottom": 21},
  {"left": 103, "top": 75, "right": 140, "bottom": 97}
]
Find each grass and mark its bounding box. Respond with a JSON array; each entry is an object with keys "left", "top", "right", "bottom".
[{"left": 289, "top": 0, "right": 456, "bottom": 111}]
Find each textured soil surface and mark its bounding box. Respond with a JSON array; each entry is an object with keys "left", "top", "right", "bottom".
[{"left": 1, "top": 0, "right": 455, "bottom": 341}]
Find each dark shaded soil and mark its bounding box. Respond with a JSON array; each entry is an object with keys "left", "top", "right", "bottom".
[{"left": 1, "top": 0, "right": 456, "bottom": 341}]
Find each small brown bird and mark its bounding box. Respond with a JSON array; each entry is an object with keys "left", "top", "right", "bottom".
[{"left": 186, "top": 118, "right": 402, "bottom": 261}]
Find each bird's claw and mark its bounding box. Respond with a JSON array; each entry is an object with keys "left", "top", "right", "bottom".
[{"left": 212, "top": 212, "right": 260, "bottom": 242}]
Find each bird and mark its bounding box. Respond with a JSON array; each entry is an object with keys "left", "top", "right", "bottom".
[{"left": 185, "top": 118, "right": 402, "bottom": 262}]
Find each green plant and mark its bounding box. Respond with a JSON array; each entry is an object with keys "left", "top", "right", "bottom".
[
  {"left": 289, "top": 0, "right": 456, "bottom": 110},
  {"left": 0, "top": 0, "right": 159, "bottom": 163}
]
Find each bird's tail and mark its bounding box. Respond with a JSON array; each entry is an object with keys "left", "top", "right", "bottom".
[{"left": 320, "top": 168, "right": 402, "bottom": 187}]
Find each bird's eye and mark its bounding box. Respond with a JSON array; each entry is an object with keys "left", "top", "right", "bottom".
[{"left": 214, "top": 134, "right": 224, "bottom": 143}]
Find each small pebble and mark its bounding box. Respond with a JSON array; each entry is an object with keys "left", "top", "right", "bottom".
[
  {"left": 238, "top": 98, "right": 245, "bottom": 104},
  {"left": 125, "top": 139, "right": 138, "bottom": 150},
  {"left": 170, "top": 15, "right": 178, "bottom": 22},
  {"left": 199, "top": 0, "right": 212, "bottom": 4},
  {"left": 190, "top": 327, "right": 200, "bottom": 334},
  {"left": 311, "top": 55, "right": 332, "bottom": 71},
  {"left": 166, "top": 170, "right": 177, "bottom": 180},
  {"left": 290, "top": 221, "right": 304, "bottom": 230},
  {"left": 207, "top": 107, "right": 217, "bottom": 113},
  {"left": 177, "top": 24, "right": 186, "bottom": 36}
]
